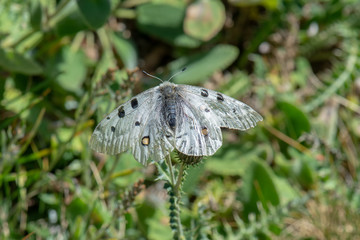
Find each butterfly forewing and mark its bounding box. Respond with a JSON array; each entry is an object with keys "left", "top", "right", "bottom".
[
  {"left": 177, "top": 85, "right": 263, "bottom": 131},
  {"left": 90, "top": 87, "right": 174, "bottom": 165}
]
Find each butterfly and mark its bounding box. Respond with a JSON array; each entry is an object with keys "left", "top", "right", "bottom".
[{"left": 90, "top": 70, "right": 263, "bottom": 165}]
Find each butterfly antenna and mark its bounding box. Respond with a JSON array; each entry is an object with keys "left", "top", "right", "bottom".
[
  {"left": 143, "top": 70, "right": 164, "bottom": 83},
  {"left": 168, "top": 67, "right": 187, "bottom": 82}
]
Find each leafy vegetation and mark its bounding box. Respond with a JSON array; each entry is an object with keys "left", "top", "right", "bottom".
[{"left": 1, "top": 0, "right": 360, "bottom": 239}]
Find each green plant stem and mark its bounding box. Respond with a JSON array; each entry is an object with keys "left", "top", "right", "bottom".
[
  {"left": 174, "top": 163, "right": 186, "bottom": 240},
  {"left": 175, "top": 164, "right": 185, "bottom": 195},
  {"left": 165, "top": 155, "right": 185, "bottom": 239},
  {"left": 166, "top": 155, "right": 176, "bottom": 186}
]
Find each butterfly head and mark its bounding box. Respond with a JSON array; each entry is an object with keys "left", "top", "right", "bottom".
[{"left": 159, "top": 81, "right": 177, "bottom": 97}]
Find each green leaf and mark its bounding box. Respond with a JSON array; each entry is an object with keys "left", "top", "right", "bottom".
[
  {"left": 205, "top": 146, "right": 259, "bottom": 176},
  {"left": 168, "top": 44, "right": 239, "bottom": 84},
  {"left": 29, "top": 0, "right": 42, "bottom": 30},
  {"left": 111, "top": 33, "right": 138, "bottom": 69},
  {"left": 277, "top": 101, "right": 311, "bottom": 139},
  {"left": 56, "top": 46, "right": 87, "bottom": 94},
  {"left": 229, "top": 0, "right": 280, "bottom": 10},
  {"left": 136, "top": 3, "right": 201, "bottom": 48},
  {"left": 77, "top": 0, "right": 111, "bottom": 29},
  {"left": 67, "top": 197, "right": 89, "bottom": 220},
  {"left": 136, "top": 202, "right": 157, "bottom": 235},
  {"left": 39, "top": 193, "right": 59, "bottom": 205},
  {"left": 206, "top": 157, "right": 250, "bottom": 176},
  {"left": 54, "top": 1, "right": 89, "bottom": 37},
  {"left": 147, "top": 214, "right": 172, "bottom": 240},
  {"left": 0, "top": 1, "right": 29, "bottom": 34},
  {"left": 184, "top": 0, "right": 225, "bottom": 41},
  {"left": 0, "top": 49, "right": 43, "bottom": 75},
  {"left": 241, "top": 159, "right": 280, "bottom": 218},
  {"left": 273, "top": 176, "right": 299, "bottom": 204},
  {"left": 182, "top": 162, "right": 205, "bottom": 194}
]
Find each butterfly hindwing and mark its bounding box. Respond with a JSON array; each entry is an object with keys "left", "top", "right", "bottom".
[
  {"left": 174, "top": 97, "right": 223, "bottom": 157},
  {"left": 130, "top": 101, "right": 174, "bottom": 164},
  {"left": 90, "top": 87, "right": 174, "bottom": 165}
]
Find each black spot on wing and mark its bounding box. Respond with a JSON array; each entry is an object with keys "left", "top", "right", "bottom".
[
  {"left": 135, "top": 121, "right": 140, "bottom": 126},
  {"left": 111, "top": 126, "right": 115, "bottom": 132},
  {"left": 106, "top": 116, "right": 110, "bottom": 120},
  {"left": 217, "top": 93, "right": 224, "bottom": 101},
  {"left": 118, "top": 106, "right": 125, "bottom": 118},
  {"left": 201, "top": 89, "right": 209, "bottom": 97},
  {"left": 131, "top": 98, "right": 138, "bottom": 109}
]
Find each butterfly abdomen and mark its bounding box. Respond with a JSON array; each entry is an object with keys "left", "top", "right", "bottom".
[
  {"left": 165, "top": 99, "right": 177, "bottom": 128},
  {"left": 160, "top": 83, "right": 178, "bottom": 129}
]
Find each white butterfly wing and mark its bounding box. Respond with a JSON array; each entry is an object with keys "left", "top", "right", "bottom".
[
  {"left": 177, "top": 84, "right": 263, "bottom": 130},
  {"left": 175, "top": 97, "right": 223, "bottom": 156},
  {"left": 90, "top": 87, "right": 174, "bottom": 165},
  {"left": 174, "top": 84, "right": 262, "bottom": 157}
]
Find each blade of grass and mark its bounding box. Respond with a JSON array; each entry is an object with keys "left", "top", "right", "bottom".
[
  {"left": 264, "top": 123, "right": 310, "bottom": 154},
  {"left": 17, "top": 107, "right": 46, "bottom": 157}
]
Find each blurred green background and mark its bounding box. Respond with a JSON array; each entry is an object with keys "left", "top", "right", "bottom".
[{"left": 1, "top": 0, "right": 360, "bottom": 239}]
